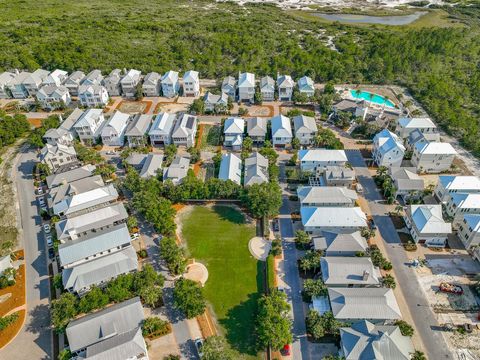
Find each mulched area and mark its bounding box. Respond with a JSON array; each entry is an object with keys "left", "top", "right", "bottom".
[
  {"left": 390, "top": 215, "right": 406, "bottom": 230},
  {"left": 0, "top": 309, "right": 25, "bottom": 349},
  {"left": 0, "top": 263, "right": 25, "bottom": 317}
]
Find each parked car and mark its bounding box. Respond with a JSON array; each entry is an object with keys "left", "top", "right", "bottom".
[
  {"left": 38, "top": 197, "right": 45, "bottom": 207},
  {"left": 369, "top": 218, "right": 377, "bottom": 230},
  {"left": 48, "top": 248, "right": 55, "bottom": 260},
  {"left": 194, "top": 338, "right": 204, "bottom": 358},
  {"left": 43, "top": 224, "right": 51, "bottom": 234},
  {"left": 281, "top": 344, "right": 291, "bottom": 356},
  {"left": 439, "top": 282, "right": 463, "bottom": 295},
  {"left": 131, "top": 233, "right": 139, "bottom": 240},
  {"left": 37, "top": 187, "right": 43, "bottom": 195},
  {"left": 41, "top": 206, "right": 48, "bottom": 213},
  {"left": 45, "top": 235, "right": 53, "bottom": 247}
]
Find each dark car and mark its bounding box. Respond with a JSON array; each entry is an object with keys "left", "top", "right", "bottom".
[
  {"left": 369, "top": 218, "right": 377, "bottom": 230},
  {"left": 48, "top": 248, "right": 55, "bottom": 260}
]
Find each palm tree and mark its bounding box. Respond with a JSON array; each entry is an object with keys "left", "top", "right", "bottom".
[
  {"left": 394, "top": 205, "right": 403, "bottom": 216},
  {"left": 376, "top": 166, "right": 388, "bottom": 179}
]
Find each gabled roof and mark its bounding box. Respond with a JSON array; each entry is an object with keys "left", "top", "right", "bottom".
[
  {"left": 82, "top": 69, "right": 103, "bottom": 85},
  {"left": 414, "top": 141, "right": 456, "bottom": 155},
  {"left": 373, "top": 129, "right": 405, "bottom": 155},
  {"left": 325, "top": 166, "right": 355, "bottom": 181},
  {"left": 66, "top": 297, "right": 144, "bottom": 353},
  {"left": 149, "top": 112, "right": 176, "bottom": 136},
  {"left": 46, "top": 164, "right": 96, "bottom": 188},
  {"left": 84, "top": 326, "right": 146, "bottom": 360},
  {"left": 222, "top": 76, "right": 236, "bottom": 89},
  {"left": 103, "top": 69, "right": 122, "bottom": 84},
  {"left": 298, "top": 76, "right": 314, "bottom": 91},
  {"left": 37, "top": 84, "right": 69, "bottom": 98},
  {"left": 61, "top": 108, "right": 85, "bottom": 132},
  {"left": 340, "top": 320, "right": 414, "bottom": 360},
  {"left": 463, "top": 214, "right": 480, "bottom": 233},
  {"left": 438, "top": 176, "right": 480, "bottom": 192},
  {"left": 125, "top": 114, "right": 152, "bottom": 137},
  {"left": 183, "top": 70, "right": 199, "bottom": 82},
  {"left": 78, "top": 84, "right": 107, "bottom": 97},
  {"left": 219, "top": 153, "right": 242, "bottom": 185},
  {"left": 10, "top": 71, "right": 31, "bottom": 85},
  {"left": 301, "top": 207, "right": 367, "bottom": 228},
  {"left": 172, "top": 113, "right": 197, "bottom": 138},
  {"left": 0, "top": 72, "right": 16, "bottom": 86},
  {"left": 247, "top": 117, "right": 268, "bottom": 136},
  {"left": 238, "top": 72, "right": 255, "bottom": 88},
  {"left": 203, "top": 91, "right": 228, "bottom": 105},
  {"left": 24, "top": 69, "right": 49, "bottom": 85},
  {"left": 328, "top": 288, "right": 401, "bottom": 320},
  {"left": 139, "top": 154, "right": 163, "bottom": 178},
  {"left": 244, "top": 152, "right": 269, "bottom": 186},
  {"left": 293, "top": 115, "right": 317, "bottom": 134},
  {"left": 297, "top": 186, "right": 357, "bottom": 206},
  {"left": 299, "top": 149, "right": 347, "bottom": 163},
  {"left": 271, "top": 115, "right": 292, "bottom": 138},
  {"left": 389, "top": 167, "right": 424, "bottom": 191},
  {"left": 449, "top": 193, "right": 480, "bottom": 210},
  {"left": 409, "top": 204, "right": 451, "bottom": 235},
  {"left": 40, "top": 143, "right": 76, "bottom": 160},
  {"left": 398, "top": 117, "right": 436, "bottom": 129},
  {"left": 161, "top": 70, "right": 179, "bottom": 84},
  {"left": 316, "top": 231, "right": 368, "bottom": 253},
  {"left": 163, "top": 155, "right": 190, "bottom": 182},
  {"left": 320, "top": 257, "right": 381, "bottom": 286},
  {"left": 260, "top": 76, "right": 275, "bottom": 90},
  {"left": 74, "top": 108, "right": 105, "bottom": 128},
  {"left": 224, "top": 117, "right": 245, "bottom": 135},
  {"left": 43, "top": 69, "right": 68, "bottom": 86},
  {"left": 102, "top": 111, "right": 129, "bottom": 136},
  {"left": 48, "top": 175, "right": 104, "bottom": 207},
  {"left": 277, "top": 74, "right": 294, "bottom": 88},
  {"left": 64, "top": 71, "right": 86, "bottom": 85},
  {"left": 121, "top": 69, "right": 141, "bottom": 84},
  {"left": 142, "top": 72, "right": 160, "bottom": 85},
  {"left": 53, "top": 184, "right": 118, "bottom": 216}
]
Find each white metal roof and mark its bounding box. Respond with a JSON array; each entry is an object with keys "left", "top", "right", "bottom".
[
  {"left": 299, "top": 149, "right": 347, "bottom": 163},
  {"left": 301, "top": 206, "right": 367, "bottom": 228}
]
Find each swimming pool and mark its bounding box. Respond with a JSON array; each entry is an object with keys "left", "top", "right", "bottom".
[{"left": 350, "top": 90, "right": 395, "bottom": 108}]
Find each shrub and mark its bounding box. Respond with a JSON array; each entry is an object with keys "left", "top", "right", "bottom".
[
  {"left": 137, "top": 249, "right": 148, "bottom": 259},
  {"left": 142, "top": 317, "right": 171, "bottom": 338},
  {"left": 266, "top": 254, "right": 275, "bottom": 290},
  {"left": 173, "top": 278, "right": 206, "bottom": 319},
  {"left": 395, "top": 320, "right": 414, "bottom": 337},
  {"left": 270, "top": 237, "right": 282, "bottom": 257},
  {"left": 382, "top": 261, "right": 393, "bottom": 271},
  {"left": 0, "top": 312, "right": 19, "bottom": 331}
]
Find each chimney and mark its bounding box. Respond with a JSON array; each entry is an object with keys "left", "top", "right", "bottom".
[
  {"left": 58, "top": 114, "right": 63, "bottom": 123},
  {"left": 14, "top": 69, "right": 19, "bottom": 75},
  {"left": 362, "top": 270, "right": 370, "bottom": 281},
  {"left": 123, "top": 68, "right": 128, "bottom": 75}
]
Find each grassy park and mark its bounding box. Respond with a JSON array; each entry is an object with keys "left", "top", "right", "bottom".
[{"left": 180, "top": 205, "right": 262, "bottom": 358}]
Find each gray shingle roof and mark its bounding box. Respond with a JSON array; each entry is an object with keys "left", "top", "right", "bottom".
[
  {"left": 125, "top": 114, "right": 153, "bottom": 137},
  {"left": 320, "top": 257, "right": 381, "bottom": 286},
  {"left": 46, "top": 164, "right": 96, "bottom": 188},
  {"left": 139, "top": 154, "right": 163, "bottom": 178}
]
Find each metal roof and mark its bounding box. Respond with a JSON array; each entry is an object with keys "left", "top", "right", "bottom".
[
  {"left": 320, "top": 257, "right": 381, "bottom": 286},
  {"left": 219, "top": 153, "right": 242, "bottom": 185}
]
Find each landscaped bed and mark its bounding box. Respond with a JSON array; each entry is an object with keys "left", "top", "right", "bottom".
[{"left": 180, "top": 205, "right": 262, "bottom": 359}]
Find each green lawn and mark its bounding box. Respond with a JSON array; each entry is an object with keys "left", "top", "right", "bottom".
[{"left": 181, "top": 205, "right": 262, "bottom": 358}]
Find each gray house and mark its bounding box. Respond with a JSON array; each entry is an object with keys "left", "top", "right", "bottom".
[
  {"left": 260, "top": 76, "right": 275, "bottom": 101},
  {"left": 23, "top": 69, "right": 50, "bottom": 96},
  {"left": 125, "top": 114, "right": 153, "bottom": 148},
  {"left": 121, "top": 69, "right": 142, "bottom": 98},
  {"left": 82, "top": 69, "right": 103, "bottom": 86},
  {"left": 8, "top": 71, "right": 31, "bottom": 99},
  {"left": 276, "top": 74, "right": 294, "bottom": 101},
  {"left": 46, "top": 164, "right": 96, "bottom": 189},
  {"left": 139, "top": 154, "right": 163, "bottom": 178},
  {"left": 64, "top": 71, "right": 86, "bottom": 96},
  {"left": 221, "top": 76, "right": 236, "bottom": 99},
  {"left": 39, "top": 144, "right": 78, "bottom": 173},
  {"left": 320, "top": 257, "right": 381, "bottom": 287},
  {"left": 389, "top": 167, "right": 424, "bottom": 201},
  {"left": 161, "top": 70, "right": 180, "bottom": 98},
  {"left": 142, "top": 72, "right": 161, "bottom": 97},
  {"left": 297, "top": 76, "right": 315, "bottom": 97},
  {"left": 313, "top": 231, "right": 368, "bottom": 257},
  {"left": 103, "top": 69, "right": 122, "bottom": 96},
  {"left": 204, "top": 92, "right": 228, "bottom": 113},
  {"left": 293, "top": 115, "right": 317, "bottom": 145},
  {"left": 247, "top": 117, "right": 268, "bottom": 143},
  {"left": 0, "top": 72, "right": 16, "bottom": 98},
  {"left": 244, "top": 152, "right": 269, "bottom": 187},
  {"left": 163, "top": 155, "right": 190, "bottom": 185}
]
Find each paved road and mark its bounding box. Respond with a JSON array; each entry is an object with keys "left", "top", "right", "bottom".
[
  {"left": 346, "top": 149, "right": 453, "bottom": 360},
  {"left": 1, "top": 147, "right": 52, "bottom": 359}
]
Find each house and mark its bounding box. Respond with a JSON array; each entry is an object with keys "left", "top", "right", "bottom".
[
  {"left": 260, "top": 76, "right": 275, "bottom": 101},
  {"left": 183, "top": 70, "right": 200, "bottom": 97},
  {"left": 312, "top": 231, "right": 368, "bottom": 256},
  {"left": 238, "top": 72, "right": 255, "bottom": 103},
  {"left": 65, "top": 297, "right": 148, "bottom": 360},
  {"left": 53, "top": 184, "right": 118, "bottom": 217},
  {"left": 39, "top": 144, "right": 78, "bottom": 173},
  {"left": 78, "top": 84, "right": 109, "bottom": 108},
  {"left": 142, "top": 72, "right": 161, "bottom": 97},
  {"left": 42, "top": 69, "right": 68, "bottom": 86},
  {"left": 219, "top": 153, "right": 242, "bottom": 185},
  {"left": 7, "top": 71, "right": 31, "bottom": 98},
  {"left": 163, "top": 155, "right": 190, "bottom": 185},
  {"left": 328, "top": 287, "right": 401, "bottom": 323},
  {"left": 103, "top": 69, "right": 122, "bottom": 96},
  {"left": 125, "top": 114, "right": 152, "bottom": 148},
  {"left": 434, "top": 176, "right": 480, "bottom": 203},
  {"left": 244, "top": 152, "right": 269, "bottom": 186},
  {"left": 372, "top": 129, "right": 405, "bottom": 168},
  {"left": 297, "top": 186, "right": 357, "bottom": 207},
  {"left": 247, "top": 117, "right": 268, "bottom": 143},
  {"left": 47, "top": 175, "right": 104, "bottom": 209},
  {"left": 139, "top": 154, "right": 163, "bottom": 178},
  {"left": 277, "top": 74, "right": 294, "bottom": 101},
  {"left": 299, "top": 149, "right": 347, "bottom": 172},
  {"left": 81, "top": 69, "right": 103, "bottom": 86},
  {"left": 396, "top": 117, "right": 438, "bottom": 139},
  {"left": 333, "top": 99, "right": 367, "bottom": 118},
  {"left": 36, "top": 85, "right": 71, "bottom": 110},
  {"left": 223, "top": 117, "right": 245, "bottom": 150},
  {"left": 161, "top": 70, "right": 180, "bottom": 98},
  {"left": 412, "top": 141, "right": 457, "bottom": 173},
  {"left": 171, "top": 113, "right": 198, "bottom": 147},
  {"left": 406, "top": 128, "right": 440, "bottom": 150},
  {"left": 221, "top": 76, "right": 236, "bottom": 99},
  {"left": 73, "top": 108, "right": 107, "bottom": 144},
  {"left": 121, "top": 69, "right": 142, "bottom": 98},
  {"left": 322, "top": 166, "right": 355, "bottom": 187},
  {"left": 293, "top": 115, "right": 317, "bottom": 145},
  {"left": 43, "top": 108, "right": 83, "bottom": 146},
  {"left": 445, "top": 193, "right": 480, "bottom": 227},
  {"left": 126, "top": 154, "right": 148, "bottom": 171},
  {"left": 0, "top": 72, "right": 16, "bottom": 98},
  {"left": 149, "top": 112, "right": 176, "bottom": 146},
  {"left": 340, "top": 320, "right": 415, "bottom": 360},
  {"left": 63, "top": 71, "right": 85, "bottom": 96},
  {"left": 404, "top": 204, "right": 452, "bottom": 247},
  {"left": 320, "top": 257, "right": 381, "bottom": 287},
  {"left": 457, "top": 214, "right": 480, "bottom": 250},
  {"left": 297, "top": 76, "right": 315, "bottom": 97},
  {"left": 101, "top": 111, "right": 130, "bottom": 146},
  {"left": 46, "top": 164, "right": 96, "bottom": 189},
  {"left": 301, "top": 206, "right": 367, "bottom": 235},
  {"left": 271, "top": 115, "right": 293, "bottom": 146},
  {"left": 388, "top": 167, "right": 424, "bottom": 200},
  {"left": 55, "top": 203, "right": 128, "bottom": 242},
  {"left": 23, "top": 69, "right": 50, "bottom": 96},
  {"left": 203, "top": 92, "right": 228, "bottom": 112}
]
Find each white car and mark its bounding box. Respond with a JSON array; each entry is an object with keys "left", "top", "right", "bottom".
[
  {"left": 45, "top": 235, "right": 53, "bottom": 247},
  {"left": 37, "top": 187, "right": 43, "bottom": 195},
  {"left": 38, "top": 197, "right": 45, "bottom": 206},
  {"left": 194, "top": 338, "right": 204, "bottom": 358},
  {"left": 131, "top": 233, "right": 139, "bottom": 240},
  {"left": 43, "top": 224, "right": 51, "bottom": 234}
]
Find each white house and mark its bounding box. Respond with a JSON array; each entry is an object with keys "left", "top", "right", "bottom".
[
  {"left": 101, "top": 111, "right": 130, "bottom": 146},
  {"left": 297, "top": 76, "right": 315, "bottom": 97},
  {"left": 247, "top": 117, "right": 268, "bottom": 144},
  {"left": 142, "top": 72, "right": 161, "bottom": 97},
  {"left": 103, "top": 69, "right": 122, "bottom": 96},
  {"left": 7, "top": 71, "right": 31, "bottom": 99},
  {"left": 223, "top": 117, "right": 245, "bottom": 150},
  {"left": 161, "top": 70, "right": 180, "bottom": 98},
  {"left": 183, "top": 70, "right": 200, "bottom": 97},
  {"left": 320, "top": 257, "right": 381, "bottom": 287},
  {"left": 43, "top": 108, "right": 83, "bottom": 146},
  {"left": 125, "top": 114, "right": 152, "bottom": 148},
  {"left": 78, "top": 84, "right": 109, "bottom": 108},
  {"left": 221, "top": 76, "right": 236, "bottom": 99},
  {"left": 457, "top": 214, "right": 480, "bottom": 250},
  {"left": 445, "top": 193, "right": 480, "bottom": 228},
  {"left": 260, "top": 76, "right": 275, "bottom": 101},
  {"left": 40, "top": 144, "right": 77, "bottom": 173},
  {"left": 293, "top": 115, "right": 317, "bottom": 145},
  {"left": 244, "top": 152, "right": 269, "bottom": 186},
  {"left": 163, "top": 155, "right": 190, "bottom": 185},
  {"left": 23, "top": 69, "right": 49, "bottom": 96},
  {"left": 297, "top": 186, "right": 357, "bottom": 207},
  {"left": 0, "top": 72, "right": 16, "bottom": 98},
  {"left": 372, "top": 129, "right": 405, "bottom": 168},
  {"left": 36, "top": 85, "right": 71, "bottom": 110},
  {"left": 271, "top": 115, "right": 292, "bottom": 146},
  {"left": 81, "top": 69, "right": 103, "bottom": 86},
  {"left": 277, "top": 74, "right": 294, "bottom": 101},
  {"left": 238, "top": 72, "right": 255, "bottom": 103},
  {"left": 171, "top": 113, "right": 197, "bottom": 147},
  {"left": 301, "top": 206, "right": 367, "bottom": 234},
  {"left": 203, "top": 92, "right": 228, "bottom": 113},
  {"left": 73, "top": 108, "right": 107, "bottom": 144},
  {"left": 313, "top": 231, "right": 368, "bottom": 257},
  {"left": 120, "top": 69, "right": 141, "bottom": 98},
  {"left": 412, "top": 141, "right": 457, "bottom": 173},
  {"left": 149, "top": 112, "right": 176, "bottom": 146},
  {"left": 42, "top": 69, "right": 68, "bottom": 86},
  {"left": 404, "top": 204, "right": 452, "bottom": 247},
  {"left": 396, "top": 117, "right": 438, "bottom": 139},
  {"left": 434, "top": 176, "right": 480, "bottom": 203},
  {"left": 299, "top": 149, "right": 348, "bottom": 172},
  {"left": 219, "top": 153, "right": 242, "bottom": 185},
  {"left": 63, "top": 71, "right": 85, "bottom": 96}
]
